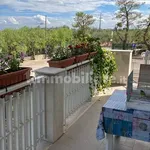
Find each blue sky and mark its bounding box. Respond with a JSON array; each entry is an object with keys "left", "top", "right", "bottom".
[{"left": 0, "top": 0, "right": 150, "bottom": 30}]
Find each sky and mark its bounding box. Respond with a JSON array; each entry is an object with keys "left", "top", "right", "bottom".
[{"left": 0, "top": 0, "right": 150, "bottom": 30}]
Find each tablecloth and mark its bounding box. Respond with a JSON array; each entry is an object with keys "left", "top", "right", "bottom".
[{"left": 96, "top": 90, "right": 150, "bottom": 142}]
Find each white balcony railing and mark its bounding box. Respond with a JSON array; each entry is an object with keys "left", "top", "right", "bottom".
[
  {"left": 64, "top": 60, "right": 91, "bottom": 120},
  {"left": 0, "top": 77, "right": 46, "bottom": 150}
]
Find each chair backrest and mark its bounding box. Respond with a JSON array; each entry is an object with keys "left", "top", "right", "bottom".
[
  {"left": 127, "top": 71, "right": 133, "bottom": 101},
  {"left": 138, "top": 64, "right": 150, "bottom": 89},
  {"left": 144, "top": 50, "right": 150, "bottom": 64}
]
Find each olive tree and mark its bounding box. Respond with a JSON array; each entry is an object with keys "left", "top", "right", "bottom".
[{"left": 115, "top": 0, "right": 143, "bottom": 50}]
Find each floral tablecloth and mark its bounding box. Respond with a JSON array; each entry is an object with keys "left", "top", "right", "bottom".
[{"left": 96, "top": 90, "right": 150, "bottom": 142}]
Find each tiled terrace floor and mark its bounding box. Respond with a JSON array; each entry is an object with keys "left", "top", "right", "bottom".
[{"left": 47, "top": 86, "right": 150, "bottom": 150}]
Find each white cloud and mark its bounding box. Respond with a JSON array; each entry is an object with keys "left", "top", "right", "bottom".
[
  {"left": 0, "top": 0, "right": 116, "bottom": 14},
  {"left": 0, "top": 20, "right": 7, "bottom": 24},
  {"left": 8, "top": 17, "right": 19, "bottom": 24},
  {"left": 34, "top": 15, "right": 51, "bottom": 25},
  {"left": 0, "top": 9, "right": 148, "bottom": 30},
  {"left": 0, "top": 0, "right": 149, "bottom": 29},
  {"left": 0, "top": 15, "right": 74, "bottom": 29},
  {"left": 0, "top": 0, "right": 15, "bottom": 5},
  {"left": 0, "top": 0, "right": 149, "bottom": 15}
]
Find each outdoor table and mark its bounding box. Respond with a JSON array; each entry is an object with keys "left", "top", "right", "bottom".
[{"left": 96, "top": 90, "right": 150, "bottom": 150}]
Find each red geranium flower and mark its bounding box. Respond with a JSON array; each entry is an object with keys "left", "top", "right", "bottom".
[
  {"left": 68, "top": 45, "right": 73, "bottom": 49},
  {"left": 75, "top": 45, "right": 81, "bottom": 49}
]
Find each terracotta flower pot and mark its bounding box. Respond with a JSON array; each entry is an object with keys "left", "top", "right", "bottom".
[
  {"left": 89, "top": 51, "right": 97, "bottom": 58},
  {"left": 47, "top": 57, "right": 75, "bottom": 68},
  {"left": 0, "top": 67, "right": 32, "bottom": 89},
  {"left": 75, "top": 53, "right": 89, "bottom": 63}
]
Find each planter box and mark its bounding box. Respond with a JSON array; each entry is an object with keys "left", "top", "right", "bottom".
[
  {"left": 47, "top": 57, "right": 75, "bottom": 68},
  {"left": 0, "top": 67, "right": 32, "bottom": 89},
  {"left": 75, "top": 53, "right": 89, "bottom": 63},
  {"left": 89, "top": 51, "right": 97, "bottom": 58}
]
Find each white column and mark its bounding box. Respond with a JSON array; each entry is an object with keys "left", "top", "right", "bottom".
[
  {"left": 111, "top": 50, "right": 133, "bottom": 84},
  {"left": 105, "top": 133, "right": 113, "bottom": 150},
  {"left": 128, "top": 50, "right": 133, "bottom": 75},
  {"left": 35, "top": 67, "right": 65, "bottom": 143}
]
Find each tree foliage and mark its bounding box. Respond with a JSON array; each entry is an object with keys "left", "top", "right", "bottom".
[
  {"left": 143, "top": 16, "right": 150, "bottom": 50},
  {"left": 91, "top": 29, "right": 112, "bottom": 43},
  {"left": 0, "top": 26, "right": 73, "bottom": 59},
  {"left": 73, "top": 12, "right": 95, "bottom": 41},
  {"left": 137, "top": 15, "right": 150, "bottom": 50},
  {"left": 115, "top": 0, "right": 142, "bottom": 49}
]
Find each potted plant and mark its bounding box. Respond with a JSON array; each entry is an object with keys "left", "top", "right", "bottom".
[
  {"left": 47, "top": 46, "right": 75, "bottom": 68},
  {"left": 0, "top": 51, "right": 32, "bottom": 89},
  {"left": 69, "top": 44, "right": 89, "bottom": 63},
  {"left": 87, "top": 37, "right": 99, "bottom": 58}
]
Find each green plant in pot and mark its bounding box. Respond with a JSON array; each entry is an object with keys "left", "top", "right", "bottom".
[
  {"left": 90, "top": 46, "right": 117, "bottom": 96},
  {"left": 0, "top": 50, "right": 32, "bottom": 89},
  {"left": 86, "top": 37, "right": 100, "bottom": 58},
  {"left": 9, "top": 51, "right": 24, "bottom": 71},
  {"left": 69, "top": 43, "right": 89, "bottom": 63},
  {"left": 47, "top": 46, "right": 75, "bottom": 68}
]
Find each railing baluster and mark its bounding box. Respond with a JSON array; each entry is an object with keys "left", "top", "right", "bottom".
[
  {"left": 71, "top": 69, "right": 74, "bottom": 111},
  {"left": 14, "top": 93, "right": 20, "bottom": 150},
  {"left": 78, "top": 67, "right": 80, "bottom": 108},
  {"left": 81, "top": 65, "right": 84, "bottom": 104},
  {"left": 24, "top": 88, "right": 28, "bottom": 150},
  {"left": 75, "top": 67, "right": 78, "bottom": 109},
  {"left": 40, "top": 78, "right": 46, "bottom": 139},
  {"left": 72, "top": 68, "right": 75, "bottom": 111},
  {"left": 0, "top": 98, "right": 6, "bottom": 150},
  {"left": 31, "top": 83, "right": 36, "bottom": 150},
  {"left": 70, "top": 70, "right": 73, "bottom": 115},
  {"left": 26, "top": 87, "right": 31, "bottom": 149},
  {"left": 68, "top": 71, "right": 72, "bottom": 115},
  {"left": 78, "top": 66, "right": 83, "bottom": 107},
  {"left": 21, "top": 90, "right": 26, "bottom": 150},
  {"left": 37, "top": 82, "right": 41, "bottom": 142},
  {"left": 84, "top": 65, "right": 86, "bottom": 102},
  {"left": 65, "top": 71, "right": 69, "bottom": 118},
  {"left": 77, "top": 66, "right": 80, "bottom": 108},
  {"left": 64, "top": 74, "right": 66, "bottom": 122},
  {"left": 7, "top": 95, "right": 13, "bottom": 150}
]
